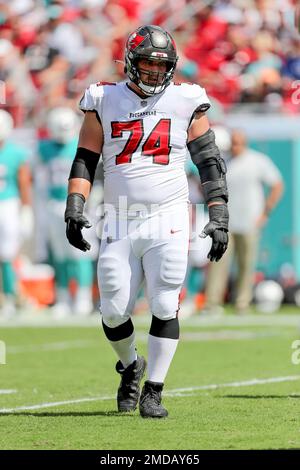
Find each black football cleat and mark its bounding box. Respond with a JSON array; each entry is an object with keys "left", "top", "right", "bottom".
[
  {"left": 139, "top": 380, "right": 168, "bottom": 418},
  {"left": 116, "top": 356, "right": 146, "bottom": 412}
]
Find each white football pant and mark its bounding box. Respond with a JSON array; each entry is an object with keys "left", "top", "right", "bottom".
[{"left": 98, "top": 203, "right": 189, "bottom": 327}]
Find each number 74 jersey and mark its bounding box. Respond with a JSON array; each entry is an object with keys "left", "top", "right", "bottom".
[{"left": 79, "top": 80, "right": 210, "bottom": 209}]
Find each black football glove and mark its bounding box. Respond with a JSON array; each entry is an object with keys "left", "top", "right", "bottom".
[
  {"left": 64, "top": 193, "right": 91, "bottom": 252},
  {"left": 200, "top": 203, "right": 229, "bottom": 262}
]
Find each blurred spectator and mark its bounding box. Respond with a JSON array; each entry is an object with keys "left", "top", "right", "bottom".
[
  {"left": 0, "top": 0, "right": 297, "bottom": 123},
  {"left": 203, "top": 129, "right": 284, "bottom": 315},
  {"left": 282, "top": 38, "right": 300, "bottom": 79},
  {"left": 0, "top": 38, "right": 36, "bottom": 125},
  {"left": 241, "top": 30, "right": 283, "bottom": 103},
  {"left": 46, "top": 3, "right": 97, "bottom": 66}
]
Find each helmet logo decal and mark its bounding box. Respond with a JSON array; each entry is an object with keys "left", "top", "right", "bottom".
[{"left": 127, "top": 32, "right": 146, "bottom": 51}]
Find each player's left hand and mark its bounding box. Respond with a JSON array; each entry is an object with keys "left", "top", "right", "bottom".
[{"left": 200, "top": 203, "right": 229, "bottom": 262}]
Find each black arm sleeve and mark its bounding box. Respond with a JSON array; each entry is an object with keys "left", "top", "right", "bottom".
[
  {"left": 68, "top": 147, "right": 101, "bottom": 184},
  {"left": 187, "top": 129, "right": 228, "bottom": 203}
]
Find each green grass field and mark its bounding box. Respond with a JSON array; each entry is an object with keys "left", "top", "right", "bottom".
[{"left": 1, "top": 309, "right": 300, "bottom": 450}]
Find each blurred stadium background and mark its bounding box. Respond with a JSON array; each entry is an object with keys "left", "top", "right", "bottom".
[{"left": 1, "top": 0, "right": 300, "bottom": 319}]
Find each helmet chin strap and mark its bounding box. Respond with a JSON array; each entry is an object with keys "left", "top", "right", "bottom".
[
  {"left": 135, "top": 69, "right": 171, "bottom": 96},
  {"left": 137, "top": 80, "right": 165, "bottom": 96}
]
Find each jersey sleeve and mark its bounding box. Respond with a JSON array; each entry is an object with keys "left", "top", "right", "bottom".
[
  {"left": 78, "top": 83, "right": 104, "bottom": 115},
  {"left": 191, "top": 84, "right": 211, "bottom": 114},
  {"left": 179, "top": 83, "right": 211, "bottom": 122}
]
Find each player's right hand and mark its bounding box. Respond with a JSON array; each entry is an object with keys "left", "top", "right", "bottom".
[
  {"left": 200, "top": 222, "right": 228, "bottom": 262},
  {"left": 200, "top": 203, "right": 229, "bottom": 262},
  {"left": 65, "top": 193, "right": 91, "bottom": 252}
]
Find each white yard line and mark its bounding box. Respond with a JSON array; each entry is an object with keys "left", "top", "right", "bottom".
[
  {"left": 136, "top": 330, "right": 286, "bottom": 342},
  {"left": 0, "top": 396, "right": 114, "bottom": 413},
  {"left": 163, "top": 375, "right": 300, "bottom": 394},
  {"left": 7, "top": 340, "right": 97, "bottom": 354},
  {"left": 0, "top": 313, "right": 299, "bottom": 328},
  {"left": 0, "top": 390, "right": 17, "bottom": 395},
  {"left": 4, "top": 330, "right": 287, "bottom": 355},
  {"left": 0, "top": 375, "right": 299, "bottom": 414}
]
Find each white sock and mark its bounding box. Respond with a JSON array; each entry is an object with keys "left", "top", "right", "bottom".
[
  {"left": 147, "top": 334, "right": 178, "bottom": 383},
  {"left": 109, "top": 332, "right": 137, "bottom": 369},
  {"left": 73, "top": 286, "right": 93, "bottom": 315},
  {"left": 56, "top": 288, "right": 71, "bottom": 306}
]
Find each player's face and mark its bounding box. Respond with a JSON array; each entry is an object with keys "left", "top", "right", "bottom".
[{"left": 137, "top": 59, "right": 167, "bottom": 86}]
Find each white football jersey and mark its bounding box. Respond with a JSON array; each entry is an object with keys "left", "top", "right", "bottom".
[{"left": 79, "top": 80, "right": 210, "bottom": 209}]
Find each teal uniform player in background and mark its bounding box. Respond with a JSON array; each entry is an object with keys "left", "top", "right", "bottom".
[
  {"left": 0, "top": 110, "right": 32, "bottom": 316},
  {"left": 38, "top": 108, "right": 94, "bottom": 317}
]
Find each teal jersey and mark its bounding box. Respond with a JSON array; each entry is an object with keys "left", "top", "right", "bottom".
[
  {"left": 185, "top": 157, "right": 198, "bottom": 176},
  {"left": 0, "top": 142, "right": 28, "bottom": 201},
  {"left": 39, "top": 138, "right": 78, "bottom": 201}
]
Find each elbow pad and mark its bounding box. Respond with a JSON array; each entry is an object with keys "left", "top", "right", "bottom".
[
  {"left": 187, "top": 129, "right": 228, "bottom": 203},
  {"left": 69, "top": 147, "right": 100, "bottom": 184}
]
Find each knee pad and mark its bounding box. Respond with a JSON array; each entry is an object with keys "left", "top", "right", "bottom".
[
  {"left": 98, "top": 254, "right": 124, "bottom": 327},
  {"left": 149, "top": 249, "right": 186, "bottom": 320},
  {"left": 160, "top": 248, "right": 187, "bottom": 286},
  {"left": 102, "top": 317, "right": 134, "bottom": 341},
  {"left": 100, "top": 296, "right": 129, "bottom": 328},
  {"left": 149, "top": 314, "right": 179, "bottom": 339},
  {"left": 150, "top": 291, "right": 180, "bottom": 321}
]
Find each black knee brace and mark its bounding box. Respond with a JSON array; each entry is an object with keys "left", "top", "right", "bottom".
[
  {"left": 187, "top": 128, "right": 228, "bottom": 203},
  {"left": 149, "top": 315, "right": 179, "bottom": 340},
  {"left": 102, "top": 318, "right": 134, "bottom": 341}
]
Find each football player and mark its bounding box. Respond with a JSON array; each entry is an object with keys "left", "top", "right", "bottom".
[
  {"left": 65, "top": 25, "right": 229, "bottom": 418},
  {"left": 0, "top": 110, "right": 32, "bottom": 316},
  {"left": 39, "top": 107, "right": 94, "bottom": 317}
]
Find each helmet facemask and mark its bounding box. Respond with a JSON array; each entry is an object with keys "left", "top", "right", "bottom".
[{"left": 133, "top": 59, "right": 176, "bottom": 96}]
